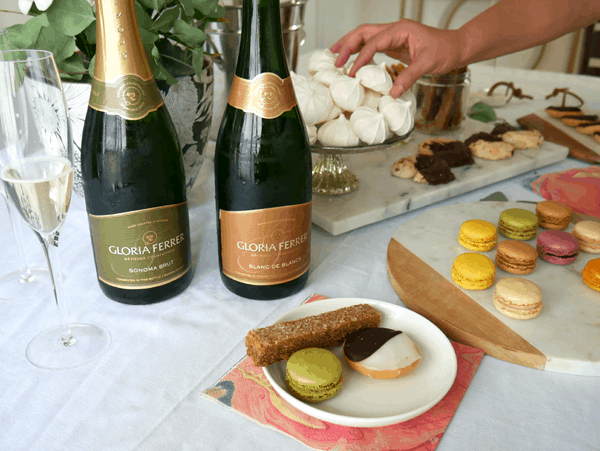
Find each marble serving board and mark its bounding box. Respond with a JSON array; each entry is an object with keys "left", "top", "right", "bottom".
[
  {"left": 312, "top": 119, "right": 569, "bottom": 235},
  {"left": 387, "top": 201, "right": 600, "bottom": 376}
]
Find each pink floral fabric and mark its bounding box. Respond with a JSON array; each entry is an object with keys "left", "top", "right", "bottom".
[
  {"left": 532, "top": 167, "right": 600, "bottom": 218},
  {"left": 202, "top": 294, "right": 484, "bottom": 451}
]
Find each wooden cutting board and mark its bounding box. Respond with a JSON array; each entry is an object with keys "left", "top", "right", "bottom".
[
  {"left": 386, "top": 201, "right": 600, "bottom": 376},
  {"left": 517, "top": 109, "right": 600, "bottom": 163}
]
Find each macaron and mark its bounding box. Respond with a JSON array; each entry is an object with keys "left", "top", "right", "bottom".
[
  {"left": 572, "top": 221, "right": 600, "bottom": 253},
  {"left": 535, "top": 200, "right": 572, "bottom": 230},
  {"left": 493, "top": 277, "right": 543, "bottom": 320},
  {"left": 582, "top": 259, "right": 600, "bottom": 292},
  {"left": 458, "top": 219, "right": 498, "bottom": 251},
  {"left": 285, "top": 348, "right": 343, "bottom": 403},
  {"left": 498, "top": 208, "right": 539, "bottom": 240},
  {"left": 342, "top": 327, "right": 421, "bottom": 380},
  {"left": 451, "top": 253, "right": 495, "bottom": 290},
  {"left": 495, "top": 240, "right": 538, "bottom": 274},
  {"left": 536, "top": 230, "right": 580, "bottom": 265}
]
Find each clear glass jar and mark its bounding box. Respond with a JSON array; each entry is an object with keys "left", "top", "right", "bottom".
[{"left": 414, "top": 69, "right": 471, "bottom": 134}]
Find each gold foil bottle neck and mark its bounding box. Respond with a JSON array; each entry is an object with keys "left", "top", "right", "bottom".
[
  {"left": 94, "top": 0, "right": 153, "bottom": 83},
  {"left": 228, "top": 73, "right": 298, "bottom": 119}
]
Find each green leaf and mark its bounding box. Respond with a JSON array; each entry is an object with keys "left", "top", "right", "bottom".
[
  {"left": 46, "top": 0, "right": 95, "bottom": 37},
  {"left": 135, "top": 1, "right": 155, "bottom": 30},
  {"left": 35, "top": 24, "right": 77, "bottom": 62},
  {"left": 139, "top": 28, "right": 159, "bottom": 55},
  {"left": 151, "top": 45, "right": 179, "bottom": 85},
  {"left": 469, "top": 102, "right": 496, "bottom": 123},
  {"left": 173, "top": 19, "right": 206, "bottom": 47},
  {"left": 191, "top": 48, "right": 204, "bottom": 77},
  {"left": 88, "top": 55, "right": 96, "bottom": 78},
  {"left": 192, "top": 0, "right": 217, "bottom": 14},
  {"left": 83, "top": 21, "right": 96, "bottom": 45},
  {"left": 179, "top": 0, "right": 195, "bottom": 17},
  {"left": 0, "top": 15, "right": 50, "bottom": 50},
  {"left": 152, "top": 7, "right": 180, "bottom": 33},
  {"left": 56, "top": 53, "right": 86, "bottom": 81},
  {"left": 138, "top": 0, "right": 162, "bottom": 10}
]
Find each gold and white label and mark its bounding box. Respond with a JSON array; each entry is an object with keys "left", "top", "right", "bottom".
[{"left": 228, "top": 73, "right": 298, "bottom": 119}]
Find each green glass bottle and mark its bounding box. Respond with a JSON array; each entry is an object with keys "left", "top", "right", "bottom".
[
  {"left": 81, "top": 0, "right": 192, "bottom": 304},
  {"left": 215, "top": 0, "right": 312, "bottom": 300}
]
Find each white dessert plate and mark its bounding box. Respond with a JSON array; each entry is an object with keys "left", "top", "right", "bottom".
[{"left": 262, "top": 298, "right": 458, "bottom": 427}]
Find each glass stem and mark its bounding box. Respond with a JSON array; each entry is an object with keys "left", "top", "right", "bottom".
[
  {"left": 35, "top": 230, "right": 76, "bottom": 347},
  {"left": 2, "top": 192, "right": 35, "bottom": 283}
]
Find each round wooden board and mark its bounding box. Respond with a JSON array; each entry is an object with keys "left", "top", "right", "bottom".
[{"left": 386, "top": 201, "right": 600, "bottom": 376}]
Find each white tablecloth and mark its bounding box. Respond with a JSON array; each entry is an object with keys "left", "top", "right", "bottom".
[{"left": 1, "top": 64, "right": 600, "bottom": 451}]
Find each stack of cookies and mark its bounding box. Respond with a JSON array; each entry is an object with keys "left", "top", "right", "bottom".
[
  {"left": 391, "top": 123, "right": 544, "bottom": 186},
  {"left": 545, "top": 105, "right": 600, "bottom": 144}
]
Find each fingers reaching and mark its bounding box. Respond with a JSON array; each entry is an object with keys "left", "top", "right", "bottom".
[{"left": 330, "top": 24, "right": 390, "bottom": 68}]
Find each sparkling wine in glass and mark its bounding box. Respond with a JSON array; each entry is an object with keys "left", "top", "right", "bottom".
[{"left": 0, "top": 49, "right": 110, "bottom": 369}]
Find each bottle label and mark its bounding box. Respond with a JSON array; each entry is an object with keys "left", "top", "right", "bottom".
[
  {"left": 88, "top": 203, "right": 191, "bottom": 289},
  {"left": 219, "top": 202, "right": 311, "bottom": 286},
  {"left": 228, "top": 73, "right": 298, "bottom": 119},
  {"left": 89, "top": 75, "right": 164, "bottom": 120}
]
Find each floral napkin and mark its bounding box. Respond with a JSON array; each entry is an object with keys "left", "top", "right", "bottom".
[{"left": 201, "top": 294, "right": 484, "bottom": 451}]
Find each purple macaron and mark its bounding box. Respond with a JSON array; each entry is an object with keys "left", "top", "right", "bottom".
[{"left": 537, "top": 230, "right": 580, "bottom": 265}]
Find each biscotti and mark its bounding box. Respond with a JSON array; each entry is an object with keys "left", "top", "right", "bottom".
[{"left": 245, "top": 304, "right": 381, "bottom": 366}]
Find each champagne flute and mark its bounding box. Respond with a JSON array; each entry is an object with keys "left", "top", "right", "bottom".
[
  {"left": 0, "top": 185, "right": 52, "bottom": 301},
  {"left": 0, "top": 49, "right": 110, "bottom": 369}
]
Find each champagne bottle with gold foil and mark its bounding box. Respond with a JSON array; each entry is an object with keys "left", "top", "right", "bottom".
[
  {"left": 81, "top": 0, "right": 192, "bottom": 304},
  {"left": 214, "top": 0, "right": 312, "bottom": 300}
]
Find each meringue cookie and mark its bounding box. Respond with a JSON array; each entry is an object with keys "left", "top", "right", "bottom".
[
  {"left": 317, "top": 115, "right": 360, "bottom": 147},
  {"left": 350, "top": 107, "right": 389, "bottom": 145},
  {"left": 308, "top": 49, "right": 338, "bottom": 75},
  {"left": 363, "top": 89, "right": 382, "bottom": 110},
  {"left": 379, "top": 95, "right": 414, "bottom": 135},
  {"left": 325, "top": 104, "right": 342, "bottom": 122},
  {"left": 312, "top": 67, "right": 345, "bottom": 87},
  {"left": 330, "top": 75, "right": 365, "bottom": 112},
  {"left": 306, "top": 124, "right": 317, "bottom": 145},
  {"left": 355, "top": 62, "right": 393, "bottom": 94},
  {"left": 290, "top": 71, "right": 309, "bottom": 90},
  {"left": 295, "top": 79, "right": 334, "bottom": 125},
  {"left": 398, "top": 89, "right": 417, "bottom": 115}
]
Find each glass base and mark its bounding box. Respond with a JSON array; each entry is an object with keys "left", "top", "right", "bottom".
[
  {"left": 26, "top": 323, "right": 110, "bottom": 370},
  {"left": 0, "top": 267, "right": 51, "bottom": 301},
  {"left": 312, "top": 154, "right": 360, "bottom": 195}
]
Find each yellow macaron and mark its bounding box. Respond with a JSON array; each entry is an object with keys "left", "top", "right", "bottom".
[
  {"left": 451, "top": 253, "right": 495, "bottom": 290},
  {"left": 458, "top": 219, "right": 498, "bottom": 251}
]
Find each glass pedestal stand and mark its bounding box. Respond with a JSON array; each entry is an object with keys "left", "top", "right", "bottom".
[{"left": 311, "top": 127, "right": 414, "bottom": 196}]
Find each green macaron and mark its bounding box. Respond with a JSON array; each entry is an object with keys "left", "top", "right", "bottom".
[
  {"left": 285, "top": 348, "right": 343, "bottom": 403},
  {"left": 498, "top": 208, "right": 539, "bottom": 240}
]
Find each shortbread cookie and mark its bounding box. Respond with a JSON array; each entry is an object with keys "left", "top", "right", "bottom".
[
  {"left": 245, "top": 304, "right": 381, "bottom": 367},
  {"left": 501, "top": 130, "right": 544, "bottom": 149},
  {"left": 491, "top": 123, "right": 518, "bottom": 136},
  {"left": 545, "top": 106, "right": 584, "bottom": 118},
  {"left": 469, "top": 140, "right": 515, "bottom": 160},
  {"left": 414, "top": 154, "right": 455, "bottom": 185},
  {"left": 392, "top": 155, "right": 418, "bottom": 179},
  {"left": 413, "top": 172, "right": 427, "bottom": 183},
  {"left": 561, "top": 114, "right": 598, "bottom": 127},
  {"left": 576, "top": 121, "right": 600, "bottom": 135},
  {"left": 419, "top": 138, "right": 474, "bottom": 168}
]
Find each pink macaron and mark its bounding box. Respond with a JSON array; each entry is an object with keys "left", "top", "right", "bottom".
[{"left": 536, "top": 230, "right": 580, "bottom": 265}]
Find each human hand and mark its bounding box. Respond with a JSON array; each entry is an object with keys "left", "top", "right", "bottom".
[{"left": 330, "top": 20, "right": 464, "bottom": 98}]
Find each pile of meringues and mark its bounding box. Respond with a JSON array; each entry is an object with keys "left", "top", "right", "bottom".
[{"left": 293, "top": 49, "right": 415, "bottom": 147}]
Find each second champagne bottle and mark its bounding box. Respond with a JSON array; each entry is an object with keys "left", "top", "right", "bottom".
[{"left": 214, "top": 0, "right": 313, "bottom": 300}]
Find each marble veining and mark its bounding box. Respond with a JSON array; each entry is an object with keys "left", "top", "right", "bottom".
[
  {"left": 312, "top": 120, "right": 569, "bottom": 235},
  {"left": 391, "top": 201, "right": 600, "bottom": 376}
]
